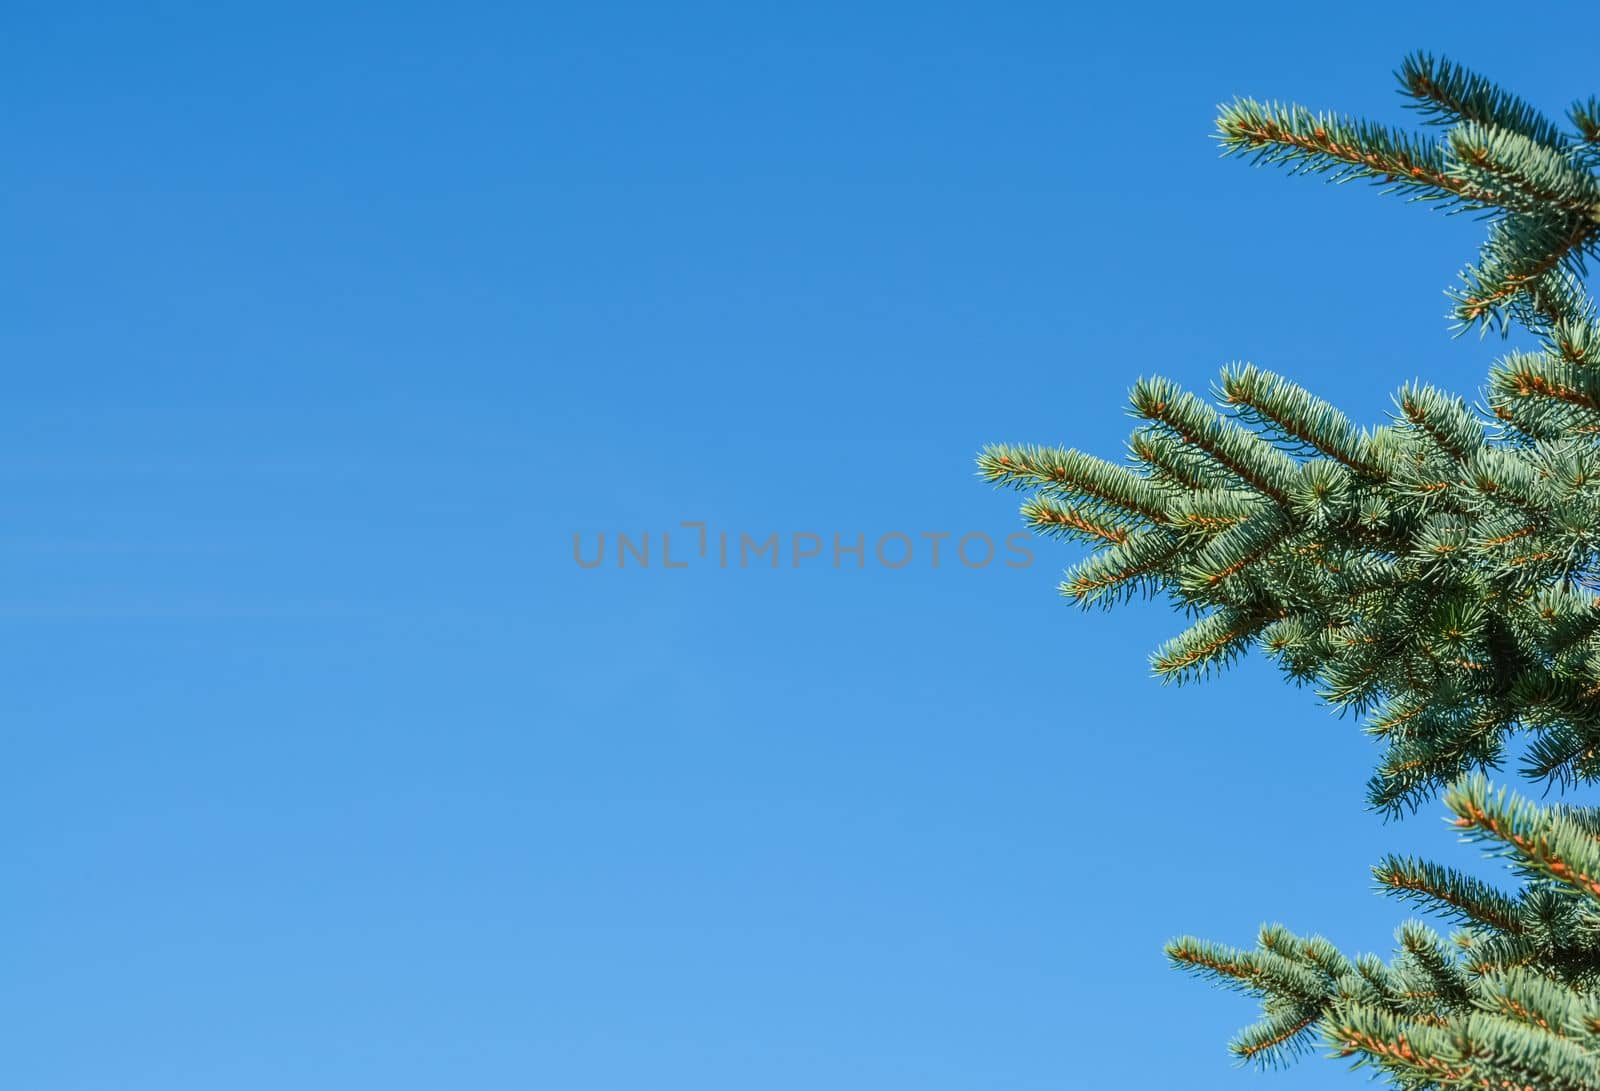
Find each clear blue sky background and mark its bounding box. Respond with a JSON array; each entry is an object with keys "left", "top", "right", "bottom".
[{"left": 9, "top": 3, "right": 1600, "bottom": 1088}]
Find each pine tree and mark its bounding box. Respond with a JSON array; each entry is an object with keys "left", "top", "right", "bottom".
[{"left": 979, "top": 55, "right": 1600, "bottom": 1087}]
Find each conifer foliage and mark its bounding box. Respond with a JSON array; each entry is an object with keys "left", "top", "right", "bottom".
[
  {"left": 1170, "top": 776, "right": 1600, "bottom": 1084},
  {"left": 979, "top": 55, "right": 1600, "bottom": 1088},
  {"left": 1217, "top": 53, "right": 1600, "bottom": 334},
  {"left": 980, "top": 336, "right": 1600, "bottom": 815}
]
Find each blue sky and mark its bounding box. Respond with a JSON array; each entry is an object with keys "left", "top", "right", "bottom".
[{"left": 8, "top": 3, "right": 1600, "bottom": 1088}]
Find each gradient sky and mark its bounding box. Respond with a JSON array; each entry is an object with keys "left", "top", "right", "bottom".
[{"left": 9, "top": 3, "right": 1600, "bottom": 1088}]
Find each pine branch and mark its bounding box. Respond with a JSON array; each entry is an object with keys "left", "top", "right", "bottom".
[
  {"left": 1373, "top": 855, "right": 1525, "bottom": 933},
  {"left": 1020, "top": 495, "right": 1135, "bottom": 545},
  {"left": 1398, "top": 52, "right": 1570, "bottom": 152},
  {"left": 1218, "top": 364, "right": 1380, "bottom": 474},
  {"left": 977, "top": 443, "right": 1165, "bottom": 521},
  {"left": 1448, "top": 776, "right": 1600, "bottom": 905},
  {"left": 1172, "top": 785, "right": 1600, "bottom": 1088},
  {"left": 1217, "top": 98, "right": 1490, "bottom": 206},
  {"left": 1451, "top": 212, "right": 1599, "bottom": 334},
  {"left": 1150, "top": 608, "right": 1273, "bottom": 681},
  {"left": 1130, "top": 377, "right": 1299, "bottom": 502},
  {"left": 1446, "top": 123, "right": 1600, "bottom": 218}
]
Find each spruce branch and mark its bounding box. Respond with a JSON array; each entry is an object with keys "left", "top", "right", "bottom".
[
  {"left": 977, "top": 443, "right": 1165, "bottom": 521},
  {"left": 1150, "top": 608, "right": 1273, "bottom": 681},
  {"left": 1019, "top": 495, "right": 1134, "bottom": 545},
  {"left": 1399, "top": 52, "right": 1570, "bottom": 152},
  {"left": 1451, "top": 213, "right": 1599, "bottom": 334},
  {"left": 1448, "top": 776, "right": 1600, "bottom": 904},
  {"left": 1216, "top": 57, "right": 1600, "bottom": 335},
  {"left": 1218, "top": 364, "right": 1380, "bottom": 474},
  {"left": 1130, "top": 376, "right": 1299, "bottom": 502},
  {"left": 1445, "top": 123, "right": 1600, "bottom": 217},
  {"left": 985, "top": 341, "right": 1600, "bottom": 803},
  {"left": 980, "top": 53, "right": 1600, "bottom": 1089},
  {"left": 1217, "top": 98, "right": 1488, "bottom": 206},
  {"left": 1373, "top": 855, "right": 1525, "bottom": 933},
  {"left": 1170, "top": 785, "right": 1600, "bottom": 1088}
]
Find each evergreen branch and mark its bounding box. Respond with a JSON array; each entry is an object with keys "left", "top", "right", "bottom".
[
  {"left": 1571, "top": 96, "right": 1600, "bottom": 146},
  {"left": 1218, "top": 364, "right": 1380, "bottom": 474},
  {"left": 1399, "top": 52, "right": 1571, "bottom": 152},
  {"left": 1172, "top": 787, "right": 1600, "bottom": 1087},
  {"left": 1446, "top": 123, "right": 1600, "bottom": 219},
  {"left": 1397, "top": 919, "right": 1474, "bottom": 1005},
  {"left": 1231, "top": 1005, "right": 1324, "bottom": 1067},
  {"left": 1448, "top": 776, "right": 1600, "bottom": 905},
  {"left": 1396, "top": 382, "right": 1486, "bottom": 463},
  {"left": 1286, "top": 460, "right": 1356, "bottom": 528},
  {"left": 976, "top": 444, "right": 1166, "bottom": 521},
  {"left": 1451, "top": 213, "right": 1598, "bottom": 334},
  {"left": 1165, "top": 937, "right": 1332, "bottom": 1005},
  {"left": 1058, "top": 530, "right": 1183, "bottom": 607},
  {"left": 1328, "top": 1002, "right": 1600, "bottom": 1090},
  {"left": 1479, "top": 968, "right": 1600, "bottom": 1041},
  {"left": 1498, "top": 354, "right": 1600, "bottom": 410},
  {"left": 1374, "top": 855, "right": 1525, "bottom": 933},
  {"left": 1130, "top": 377, "right": 1299, "bottom": 503},
  {"left": 1129, "top": 427, "right": 1227, "bottom": 491},
  {"left": 1019, "top": 495, "right": 1134, "bottom": 545},
  {"left": 1160, "top": 488, "right": 1263, "bottom": 538},
  {"left": 985, "top": 52, "right": 1600, "bottom": 1091},
  {"left": 1295, "top": 933, "right": 1360, "bottom": 984},
  {"left": 1175, "top": 509, "right": 1299, "bottom": 596},
  {"left": 1548, "top": 317, "right": 1600, "bottom": 366},
  {"left": 1217, "top": 98, "right": 1492, "bottom": 207},
  {"left": 1150, "top": 608, "right": 1272, "bottom": 681}
]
